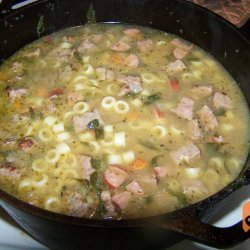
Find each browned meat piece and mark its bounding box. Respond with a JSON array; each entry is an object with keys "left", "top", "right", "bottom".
[
  {"left": 170, "top": 143, "right": 201, "bottom": 165},
  {"left": 77, "top": 39, "right": 97, "bottom": 54},
  {"left": 104, "top": 166, "right": 127, "bottom": 189},
  {"left": 73, "top": 108, "right": 103, "bottom": 133},
  {"left": 101, "top": 191, "right": 117, "bottom": 218},
  {"left": 124, "top": 54, "right": 139, "bottom": 68},
  {"left": 213, "top": 92, "right": 232, "bottom": 110},
  {"left": 111, "top": 41, "right": 131, "bottom": 51},
  {"left": 137, "top": 39, "right": 153, "bottom": 52},
  {"left": 96, "top": 67, "right": 114, "bottom": 81},
  {"left": 118, "top": 75, "right": 142, "bottom": 96},
  {"left": 165, "top": 59, "right": 187, "bottom": 73},
  {"left": 48, "top": 88, "right": 64, "bottom": 99},
  {"left": 24, "top": 48, "right": 41, "bottom": 58},
  {"left": 187, "top": 119, "right": 203, "bottom": 141},
  {"left": 123, "top": 28, "right": 141, "bottom": 37},
  {"left": 58, "top": 65, "right": 72, "bottom": 82},
  {"left": 78, "top": 155, "right": 95, "bottom": 181},
  {"left": 173, "top": 47, "right": 188, "bottom": 60},
  {"left": 182, "top": 179, "right": 208, "bottom": 197},
  {"left": 18, "top": 138, "right": 35, "bottom": 151},
  {"left": 0, "top": 164, "right": 21, "bottom": 178},
  {"left": 66, "top": 192, "right": 89, "bottom": 217},
  {"left": 112, "top": 191, "right": 131, "bottom": 210},
  {"left": 191, "top": 85, "right": 212, "bottom": 99},
  {"left": 198, "top": 105, "right": 218, "bottom": 131},
  {"left": 171, "top": 97, "right": 194, "bottom": 120},
  {"left": 126, "top": 181, "right": 143, "bottom": 194},
  {"left": 67, "top": 92, "right": 84, "bottom": 106}
]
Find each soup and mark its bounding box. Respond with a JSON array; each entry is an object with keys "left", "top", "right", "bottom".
[{"left": 0, "top": 24, "right": 249, "bottom": 219}]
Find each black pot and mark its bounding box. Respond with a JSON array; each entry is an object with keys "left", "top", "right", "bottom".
[{"left": 0, "top": 0, "right": 249, "bottom": 249}]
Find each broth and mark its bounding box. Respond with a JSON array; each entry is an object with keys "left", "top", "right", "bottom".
[{"left": 0, "top": 24, "right": 249, "bottom": 219}]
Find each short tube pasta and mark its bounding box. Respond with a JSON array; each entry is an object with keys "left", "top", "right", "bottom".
[
  {"left": 101, "top": 96, "right": 116, "bottom": 110},
  {"left": 114, "top": 100, "right": 129, "bottom": 114}
]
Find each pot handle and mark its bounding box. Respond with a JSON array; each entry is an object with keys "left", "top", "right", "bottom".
[{"left": 165, "top": 206, "right": 250, "bottom": 248}]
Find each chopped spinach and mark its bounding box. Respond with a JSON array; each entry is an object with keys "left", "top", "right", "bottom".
[
  {"left": 86, "top": 3, "right": 96, "bottom": 24},
  {"left": 145, "top": 92, "right": 161, "bottom": 105},
  {"left": 87, "top": 119, "right": 99, "bottom": 129},
  {"left": 165, "top": 186, "right": 189, "bottom": 207},
  {"left": 150, "top": 155, "right": 163, "bottom": 167},
  {"left": 138, "top": 140, "right": 160, "bottom": 151},
  {"left": 91, "top": 158, "right": 101, "bottom": 169},
  {"left": 214, "top": 108, "right": 226, "bottom": 116},
  {"left": 145, "top": 195, "right": 153, "bottom": 205},
  {"left": 95, "top": 127, "right": 104, "bottom": 140},
  {"left": 95, "top": 199, "right": 107, "bottom": 215}
]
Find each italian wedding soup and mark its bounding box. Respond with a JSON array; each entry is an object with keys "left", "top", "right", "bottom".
[{"left": 0, "top": 24, "right": 249, "bottom": 219}]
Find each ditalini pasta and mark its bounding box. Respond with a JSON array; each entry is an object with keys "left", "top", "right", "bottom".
[{"left": 0, "top": 23, "right": 249, "bottom": 220}]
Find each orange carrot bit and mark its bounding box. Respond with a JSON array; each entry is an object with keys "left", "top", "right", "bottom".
[
  {"left": 169, "top": 78, "right": 180, "bottom": 92},
  {"left": 36, "top": 87, "right": 48, "bottom": 98},
  {"left": 111, "top": 53, "right": 124, "bottom": 64},
  {"left": 132, "top": 157, "right": 147, "bottom": 169},
  {"left": 152, "top": 106, "right": 165, "bottom": 118},
  {"left": 126, "top": 112, "right": 138, "bottom": 121}
]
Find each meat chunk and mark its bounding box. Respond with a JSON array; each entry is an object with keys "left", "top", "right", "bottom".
[
  {"left": 18, "top": 138, "right": 35, "bottom": 151},
  {"left": 67, "top": 92, "right": 83, "bottom": 106},
  {"left": 123, "top": 28, "right": 141, "bottom": 37},
  {"left": 12, "top": 61, "right": 24, "bottom": 75},
  {"left": 171, "top": 97, "right": 194, "bottom": 120},
  {"left": 208, "top": 135, "right": 224, "bottom": 144},
  {"left": 100, "top": 191, "right": 117, "bottom": 218},
  {"left": 124, "top": 54, "right": 139, "bottom": 68},
  {"left": 104, "top": 166, "right": 127, "bottom": 189},
  {"left": 0, "top": 165, "right": 21, "bottom": 179},
  {"left": 58, "top": 65, "right": 72, "bottom": 82},
  {"left": 96, "top": 67, "right": 114, "bottom": 81},
  {"left": 198, "top": 105, "right": 218, "bottom": 131},
  {"left": 78, "top": 155, "right": 95, "bottom": 181},
  {"left": 77, "top": 39, "right": 97, "bottom": 54},
  {"left": 137, "top": 39, "right": 153, "bottom": 52},
  {"left": 24, "top": 48, "right": 41, "bottom": 58},
  {"left": 126, "top": 181, "right": 143, "bottom": 194},
  {"left": 111, "top": 41, "right": 131, "bottom": 52},
  {"left": 118, "top": 75, "right": 142, "bottom": 96},
  {"left": 153, "top": 167, "right": 168, "bottom": 178},
  {"left": 47, "top": 47, "right": 75, "bottom": 62},
  {"left": 73, "top": 109, "right": 103, "bottom": 133},
  {"left": 191, "top": 85, "right": 212, "bottom": 99},
  {"left": 187, "top": 119, "right": 203, "bottom": 141},
  {"left": 170, "top": 38, "right": 193, "bottom": 51},
  {"left": 173, "top": 47, "right": 188, "bottom": 60},
  {"left": 170, "top": 143, "right": 201, "bottom": 165},
  {"left": 112, "top": 191, "right": 131, "bottom": 210},
  {"left": 6, "top": 87, "right": 27, "bottom": 102},
  {"left": 66, "top": 192, "right": 89, "bottom": 217},
  {"left": 182, "top": 180, "right": 208, "bottom": 199},
  {"left": 48, "top": 88, "right": 64, "bottom": 99},
  {"left": 166, "top": 59, "right": 187, "bottom": 73},
  {"left": 213, "top": 92, "right": 232, "bottom": 110},
  {"left": 88, "top": 34, "right": 103, "bottom": 43}
]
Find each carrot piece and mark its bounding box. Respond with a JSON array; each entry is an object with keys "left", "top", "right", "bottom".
[
  {"left": 152, "top": 106, "right": 165, "bottom": 118},
  {"left": 169, "top": 79, "right": 180, "bottom": 92},
  {"left": 126, "top": 112, "right": 138, "bottom": 121},
  {"left": 111, "top": 53, "right": 124, "bottom": 64},
  {"left": 36, "top": 87, "right": 48, "bottom": 98},
  {"left": 132, "top": 157, "right": 147, "bottom": 169},
  {"left": 48, "top": 88, "right": 64, "bottom": 98}
]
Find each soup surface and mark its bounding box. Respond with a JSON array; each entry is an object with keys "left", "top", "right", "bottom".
[{"left": 0, "top": 24, "right": 249, "bottom": 219}]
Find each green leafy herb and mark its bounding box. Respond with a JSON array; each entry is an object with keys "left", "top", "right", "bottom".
[
  {"left": 91, "top": 158, "right": 101, "bottom": 169},
  {"left": 87, "top": 119, "right": 99, "bottom": 129},
  {"left": 86, "top": 3, "right": 96, "bottom": 24},
  {"left": 145, "top": 195, "right": 153, "bottom": 205},
  {"left": 145, "top": 92, "right": 161, "bottom": 105},
  {"left": 150, "top": 155, "right": 163, "bottom": 167},
  {"left": 138, "top": 140, "right": 160, "bottom": 151},
  {"left": 214, "top": 108, "right": 226, "bottom": 116},
  {"left": 95, "top": 199, "right": 107, "bottom": 215},
  {"left": 95, "top": 127, "right": 104, "bottom": 140},
  {"left": 165, "top": 186, "right": 189, "bottom": 207},
  {"left": 37, "top": 15, "right": 45, "bottom": 37}
]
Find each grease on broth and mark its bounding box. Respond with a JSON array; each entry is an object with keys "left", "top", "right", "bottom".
[{"left": 0, "top": 24, "right": 249, "bottom": 219}]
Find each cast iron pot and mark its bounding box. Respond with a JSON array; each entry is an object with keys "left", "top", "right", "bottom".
[{"left": 0, "top": 0, "right": 249, "bottom": 249}]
